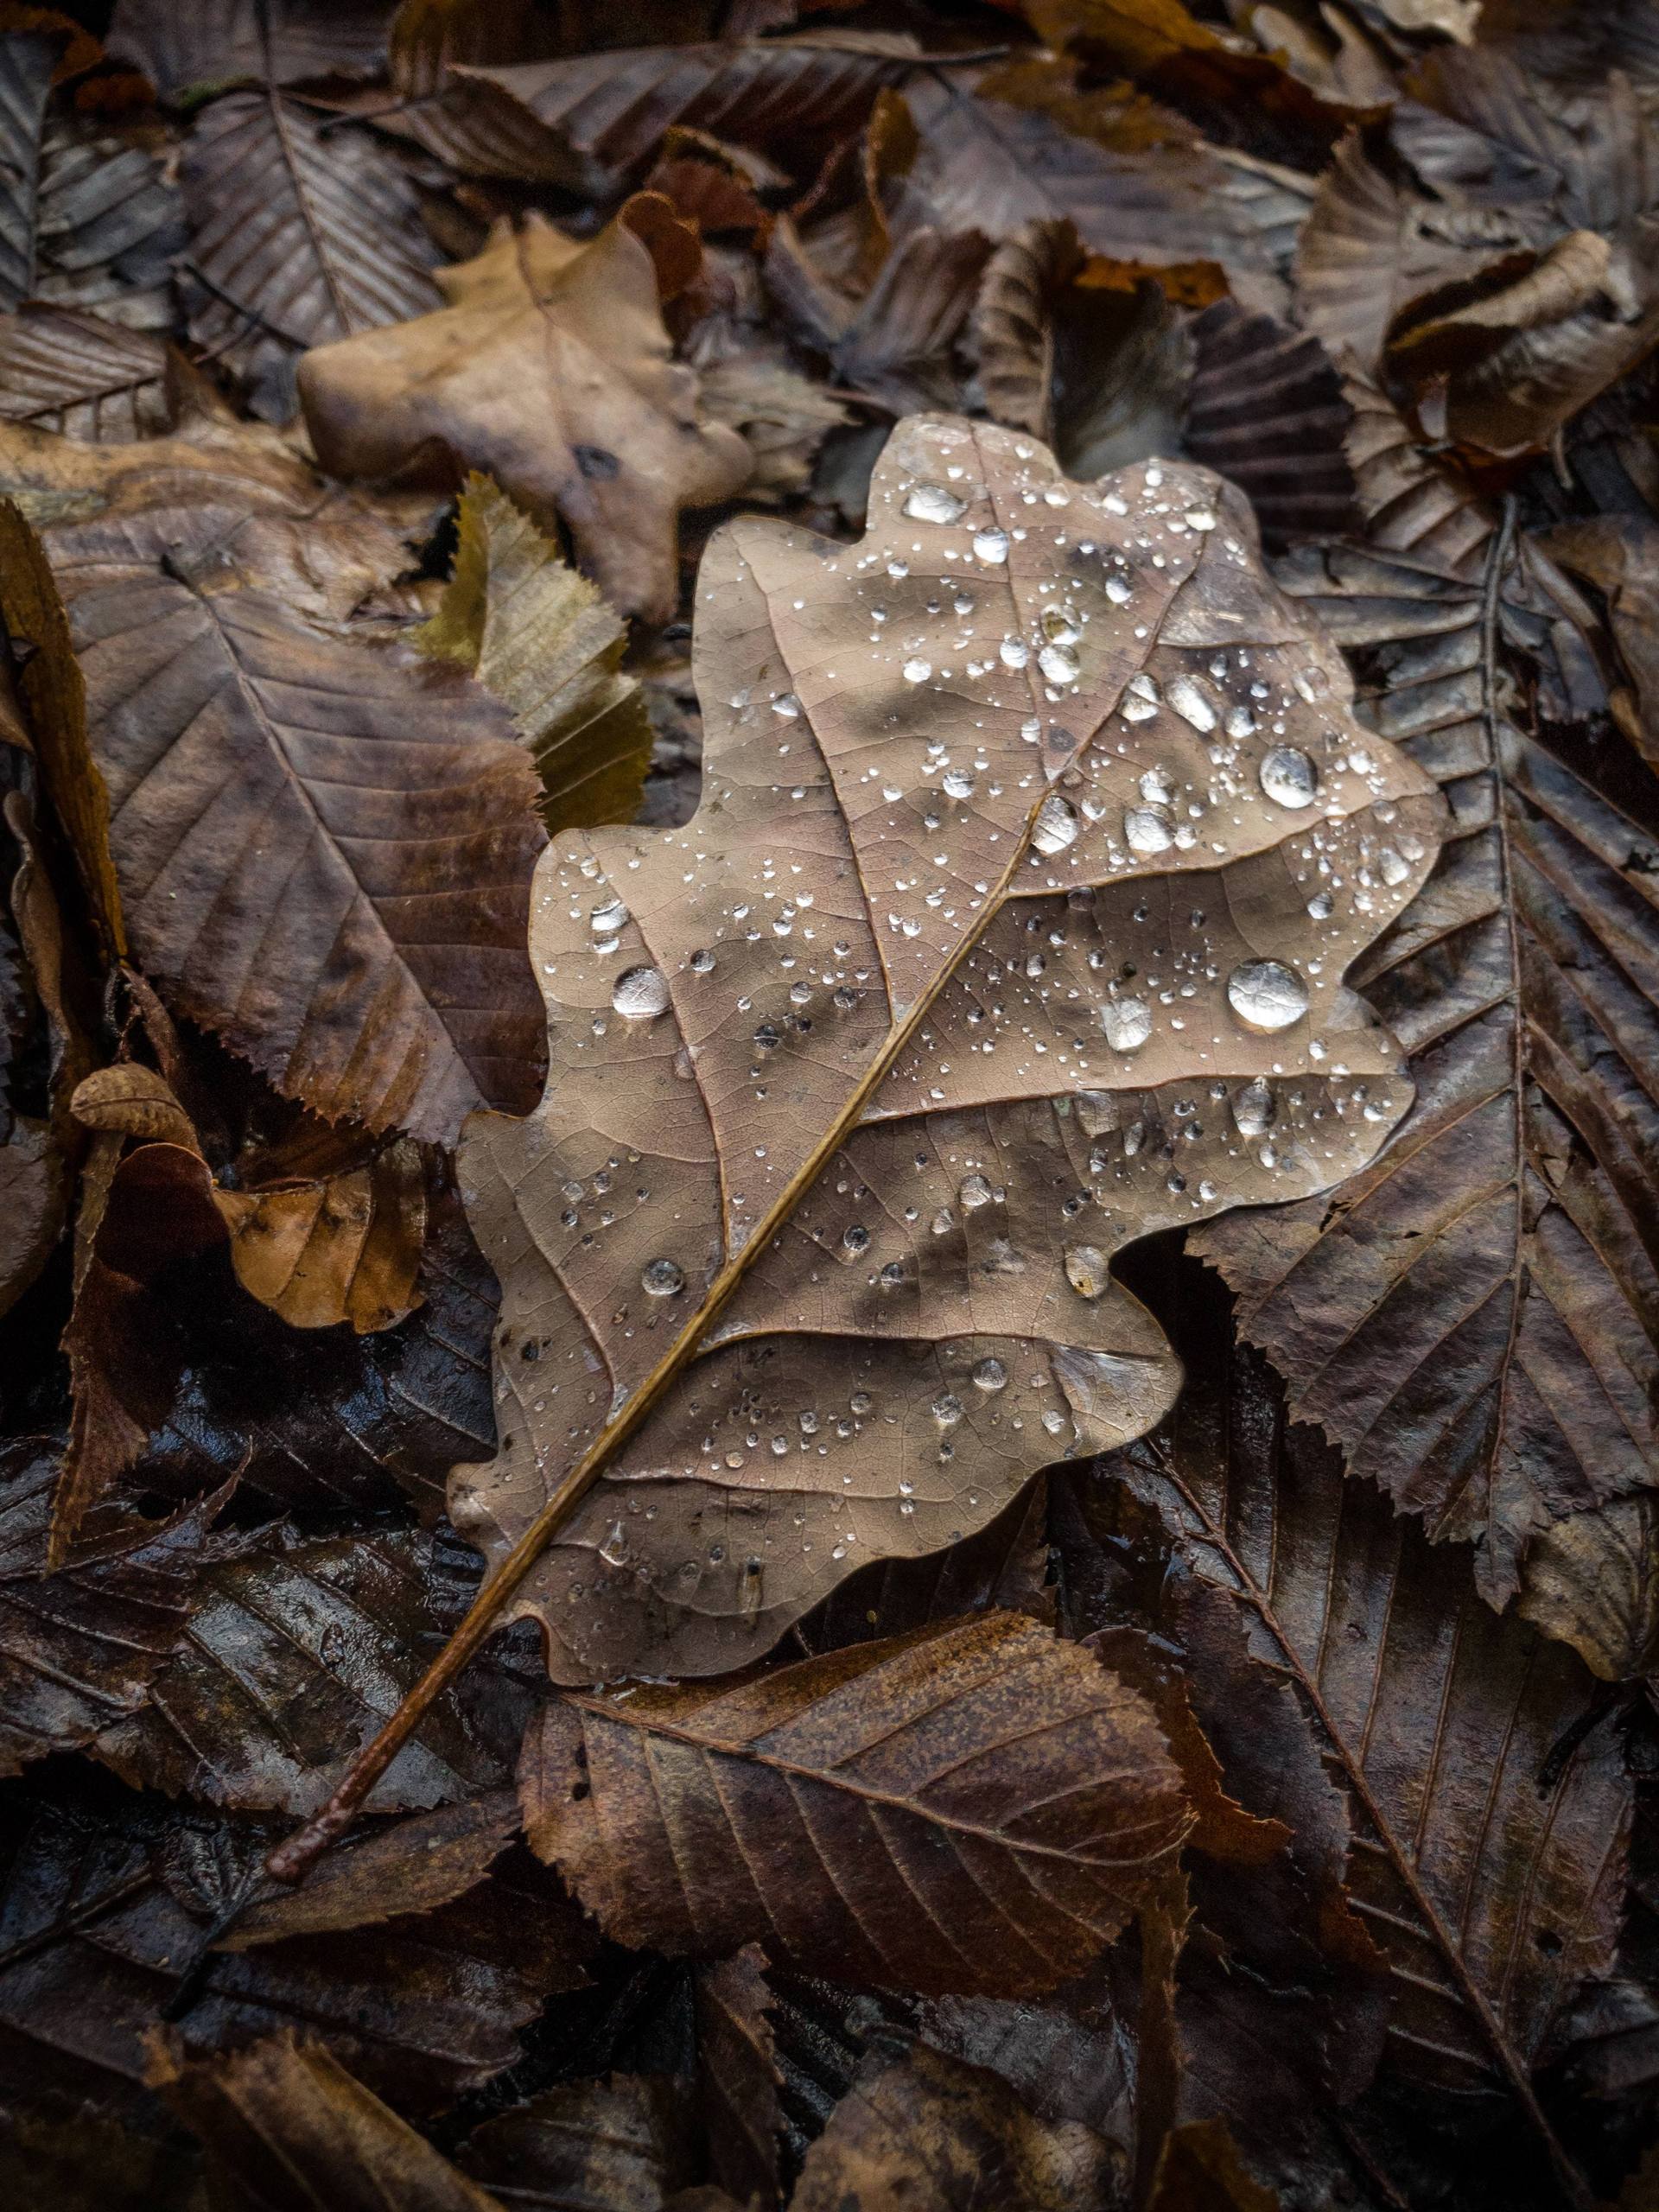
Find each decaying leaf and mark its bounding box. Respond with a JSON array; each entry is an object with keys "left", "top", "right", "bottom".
[
  {"left": 1195, "top": 522, "right": 1659, "bottom": 1644},
  {"left": 414, "top": 474, "right": 655, "bottom": 835},
  {"left": 1096, "top": 1259, "right": 1629, "bottom": 2192},
  {"left": 300, "top": 199, "right": 753, "bottom": 624},
  {"left": 96, "top": 1521, "right": 537, "bottom": 1816},
  {"left": 696, "top": 1946, "right": 785, "bottom": 2209},
  {"left": 1541, "top": 514, "right": 1659, "bottom": 760},
  {"left": 1147, "top": 2119, "right": 1279, "bottom": 2212},
  {"left": 457, "top": 2074, "right": 701, "bottom": 2209},
  {"left": 107, "top": 0, "right": 392, "bottom": 101},
  {"left": 35, "top": 496, "right": 547, "bottom": 1142},
  {"left": 73, "top": 1065, "right": 428, "bottom": 1334},
  {"left": 454, "top": 412, "right": 1440, "bottom": 1684},
  {"left": 153, "top": 2033, "right": 508, "bottom": 2212},
  {"left": 788, "top": 2032, "right": 1122, "bottom": 2212},
  {"left": 0, "top": 308, "right": 173, "bottom": 442},
  {"left": 523, "top": 1611, "right": 1190, "bottom": 1997}
]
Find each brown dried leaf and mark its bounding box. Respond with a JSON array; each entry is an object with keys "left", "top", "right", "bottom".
[
  {"left": 0, "top": 308, "right": 173, "bottom": 442},
  {"left": 300, "top": 200, "right": 753, "bottom": 624},
  {"left": 153, "top": 2033, "right": 508, "bottom": 2212},
  {"left": 97, "top": 1521, "right": 537, "bottom": 1816},
  {"left": 414, "top": 475, "right": 655, "bottom": 836},
  {"left": 454, "top": 413, "right": 1440, "bottom": 1685},
  {"left": 1194, "top": 525, "right": 1659, "bottom": 1643},
  {"left": 1182, "top": 302, "right": 1356, "bottom": 549},
  {"left": 789, "top": 2033, "right": 1122, "bottom": 2212},
  {"left": 0, "top": 1436, "right": 214, "bottom": 1774},
  {"left": 457, "top": 2075, "right": 702, "bottom": 2209},
  {"left": 1541, "top": 515, "right": 1659, "bottom": 766},
  {"left": 0, "top": 1789, "right": 591, "bottom": 2118},
  {"left": 522, "top": 1612, "right": 1190, "bottom": 1998},
  {"left": 696, "top": 1947, "right": 785, "bottom": 2209},
  {"left": 107, "top": 0, "right": 391, "bottom": 99},
  {"left": 224, "top": 1791, "right": 524, "bottom": 1949},
  {"left": 1099, "top": 1262, "right": 1629, "bottom": 2193},
  {"left": 1146, "top": 2119, "right": 1279, "bottom": 2212},
  {"left": 71, "top": 1065, "right": 429, "bottom": 1333},
  {"left": 181, "top": 92, "right": 443, "bottom": 423},
  {"left": 39, "top": 499, "right": 547, "bottom": 1142}
]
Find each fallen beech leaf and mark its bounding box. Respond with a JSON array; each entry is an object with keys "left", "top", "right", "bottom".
[
  {"left": 457, "top": 2075, "right": 701, "bottom": 2209},
  {"left": 418, "top": 36, "right": 916, "bottom": 194},
  {"left": 38, "top": 499, "right": 548, "bottom": 1141},
  {"left": 1181, "top": 302, "right": 1356, "bottom": 548},
  {"left": 0, "top": 308, "right": 172, "bottom": 441},
  {"left": 696, "top": 1948, "right": 785, "bottom": 2209},
  {"left": 153, "top": 2033, "right": 508, "bottom": 2212},
  {"left": 220, "top": 1790, "right": 522, "bottom": 1948},
  {"left": 0, "top": 1436, "right": 214, "bottom": 1773},
  {"left": 107, "top": 0, "right": 391, "bottom": 100},
  {"left": 1100, "top": 1259, "right": 1628, "bottom": 2196},
  {"left": 1195, "top": 523, "right": 1659, "bottom": 1633},
  {"left": 0, "top": 1786, "right": 590, "bottom": 2116},
  {"left": 414, "top": 475, "right": 655, "bottom": 836},
  {"left": 522, "top": 1612, "right": 1190, "bottom": 1997},
  {"left": 0, "top": 32, "right": 182, "bottom": 322},
  {"left": 73, "top": 1062, "right": 429, "bottom": 1334},
  {"left": 301, "top": 200, "right": 752, "bottom": 624},
  {"left": 789, "top": 2033, "right": 1122, "bottom": 2212},
  {"left": 97, "top": 1521, "right": 537, "bottom": 1815},
  {"left": 1541, "top": 516, "right": 1659, "bottom": 768},
  {"left": 453, "top": 413, "right": 1440, "bottom": 1684},
  {"left": 1516, "top": 1497, "right": 1659, "bottom": 1682},
  {"left": 181, "top": 92, "right": 443, "bottom": 422}
]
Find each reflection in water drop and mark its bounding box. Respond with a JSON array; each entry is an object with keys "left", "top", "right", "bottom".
[
  {"left": 613, "top": 965, "right": 671, "bottom": 1018},
  {"left": 641, "top": 1256, "right": 684, "bottom": 1296},
  {"left": 1227, "top": 959, "right": 1308, "bottom": 1033}
]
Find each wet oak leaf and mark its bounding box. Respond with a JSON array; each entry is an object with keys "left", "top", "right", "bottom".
[
  {"left": 522, "top": 1612, "right": 1191, "bottom": 1999},
  {"left": 35, "top": 496, "right": 548, "bottom": 1142},
  {"left": 414, "top": 474, "right": 656, "bottom": 836},
  {"left": 300, "top": 200, "right": 753, "bottom": 626},
  {"left": 451, "top": 412, "right": 1440, "bottom": 1685}
]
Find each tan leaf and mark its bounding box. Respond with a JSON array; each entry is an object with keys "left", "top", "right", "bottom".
[
  {"left": 521, "top": 1612, "right": 1191, "bottom": 1998},
  {"left": 453, "top": 412, "right": 1440, "bottom": 1685},
  {"left": 151, "top": 2033, "right": 508, "bottom": 2212},
  {"left": 789, "top": 2034, "right": 1122, "bottom": 2212},
  {"left": 414, "top": 475, "right": 655, "bottom": 836},
  {"left": 298, "top": 199, "right": 754, "bottom": 624}
]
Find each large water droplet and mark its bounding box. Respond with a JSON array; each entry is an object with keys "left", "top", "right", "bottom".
[
  {"left": 1227, "top": 959, "right": 1308, "bottom": 1033},
  {"left": 641, "top": 1255, "right": 685, "bottom": 1296},
  {"left": 902, "top": 657, "right": 931, "bottom": 684},
  {"left": 973, "top": 527, "right": 1009, "bottom": 565},
  {"left": 1075, "top": 1090, "right": 1118, "bottom": 1137},
  {"left": 1033, "top": 794, "right": 1079, "bottom": 855},
  {"left": 1166, "top": 675, "right": 1216, "bottom": 732},
  {"left": 590, "top": 897, "right": 629, "bottom": 935},
  {"left": 1379, "top": 846, "right": 1410, "bottom": 887},
  {"left": 1121, "top": 675, "right": 1160, "bottom": 723},
  {"left": 613, "top": 965, "right": 671, "bottom": 1019},
  {"left": 1100, "top": 996, "right": 1152, "bottom": 1052},
  {"left": 958, "top": 1173, "right": 994, "bottom": 1210},
  {"left": 943, "top": 766, "right": 976, "bottom": 798},
  {"left": 1230, "top": 1077, "right": 1274, "bottom": 1137},
  {"left": 1000, "top": 637, "right": 1029, "bottom": 669},
  {"left": 1260, "top": 746, "right": 1319, "bottom": 810},
  {"left": 1124, "top": 805, "right": 1173, "bottom": 855},
  {"left": 1039, "top": 639, "right": 1080, "bottom": 684},
  {"left": 1106, "top": 575, "right": 1133, "bottom": 605},
  {"left": 1065, "top": 1244, "right": 1109, "bottom": 1299},
  {"left": 905, "top": 483, "right": 967, "bottom": 524},
  {"left": 932, "top": 1391, "right": 963, "bottom": 1426},
  {"left": 972, "top": 1357, "right": 1008, "bottom": 1393}
]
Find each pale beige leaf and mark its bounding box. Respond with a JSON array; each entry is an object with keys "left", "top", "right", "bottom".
[{"left": 454, "top": 411, "right": 1441, "bottom": 1685}]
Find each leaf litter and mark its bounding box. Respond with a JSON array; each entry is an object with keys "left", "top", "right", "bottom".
[{"left": 0, "top": 4, "right": 1657, "bottom": 2209}]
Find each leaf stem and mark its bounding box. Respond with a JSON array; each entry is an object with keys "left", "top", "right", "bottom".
[{"left": 264, "top": 791, "right": 1052, "bottom": 1886}]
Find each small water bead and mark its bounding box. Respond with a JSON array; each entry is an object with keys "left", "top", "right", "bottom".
[
  {"left": 1230, "top": 1077, "right": 1275, "bottom": 1138},
  {"left": 932, "top": 1391, "right": 963, "bottom": 1427},
  {"left": 590, "top": 897, "right": 629, "bottom": 935},
  {"left": 1039, "top": 639, "right": 1081, "bottom": 685},
  {"left": 1033, "top": 794, "right": 1079, "bottom": 855},
  {"left": 1225, "top": 706, "right": 1256, "bottom": 741},
  {"left": 641, "top": 1257, "right": 684, "bottom": 1297},
  {"left": 1166, "top": 676, "right": 1216, "bottom": 732},
  {"left": 1306, "top": 891, "right": 1333, "bottom": 920},
  {"left": 973, "top": 527, "right": 1010, "bottom": 564},
  {"left": 902, "top": 658, "right": 931, "bottom": 684},
  {"left": 613, "top": 964, "right": 671, "bottom": 1019},
  {"left": 1379, "top": 846, "right": 1411, "bottom": 887},
  {"left": 1105, "top": 575, "right": 1133, "bottom": 605},
  {"left": 1259, "top": 746, "right": 1319, "bottom": 810},
  {"left": 1121, "top": 675, "right": 1160, "bottom": 723},
  {"left": 958, "top": 1173, "right": 995, "bottom": 1210},
  {"left": 1227, "top": 959, "right": 1309, "bottom": 1033},
  {"left": 1020, "top": 715, "right": 1043, "bottom": 744},
  {"left": 842, "top": 1224, "right": 871, "bottom": 1255},
  {"left": 1139, "top": 766, "right": 1175, "bottom": 805},
  {"left": 1075, "top": 1090, "right": 1118, "bottom": 1137},
  {"left": 1124, "top": 805, "right": 1174, "bottom": 855},
  {"left": 1100, "top": 996, "right": 1153, "bottom": 1052},
  {"left": 1000, "top": 637, "right": 1030, "bottom": 669},
  {"left": 972, "top": 1357, "right": 1008, "bottom": 1393},
  {"left": 850, "top": 1389, "right": 873, "bottom": 1414},
  {"left": 1065, "top": 1244, "right": 1109, "bottom": 1299},
  {"left": 905, "top": 483, "right": 967, "bottom": 524},
  {"left": 943, "top": 766, "right": 977, "bottom": 798}
]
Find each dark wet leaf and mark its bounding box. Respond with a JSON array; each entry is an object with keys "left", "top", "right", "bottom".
[
  {"left": 0, "top": 308, "right": 173, "bottom": 442},
  {"left": 457, "top": 2073, "right": 701, "bottom": 2209},
  {"left": 108, "top": 0, "right": 393, "bottom": 101}
]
